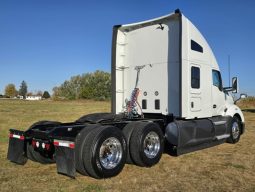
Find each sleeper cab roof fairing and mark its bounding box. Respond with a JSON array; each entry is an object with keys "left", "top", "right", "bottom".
[
  {"left": 118, "top": 9, "right": 182, "bottom": 33},
  {"left": 114, "top": 9, "right": 219, "bottom": 71}
]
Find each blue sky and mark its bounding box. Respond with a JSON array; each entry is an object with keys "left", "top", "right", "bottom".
[{"left": 0, "top": 0, "right": 255, "bottom": 95}]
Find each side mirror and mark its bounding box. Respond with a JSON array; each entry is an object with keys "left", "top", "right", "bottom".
[
  {"left": 232, "top": 77, "right": 238, "bottom": 93},
  {"left": 234, "top": 93, "right": 247, "bottom": 104},
  {"left": 240, "top": 93, "right": 247, "bottom": 99}
]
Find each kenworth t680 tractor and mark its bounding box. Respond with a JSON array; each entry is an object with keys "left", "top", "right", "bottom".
[{"left": 7, "top": 9, "right": 245, "bottom": 178}]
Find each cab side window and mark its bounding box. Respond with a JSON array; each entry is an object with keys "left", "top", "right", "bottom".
[
  {"left": 212, "top": 70, "right": 223, "bottom": 91},
  {"left": 191, "top": 66, "right": 200, "bottom": 89}
]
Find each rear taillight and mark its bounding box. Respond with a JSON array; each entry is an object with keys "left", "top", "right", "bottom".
[
  {"left": 9, "top": 133, "right": 25, "bottom": 140},
  {"left": 32, "top": 140, "right": 36, "bottom": 148},
  {"left": 45, "top": 143, "right": 51, "bottom": 150},
  {"left": 32, "top": 139, "right": 52, "bottom": 151}
]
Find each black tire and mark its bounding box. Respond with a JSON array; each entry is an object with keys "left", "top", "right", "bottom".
[
  {"left": 75, "top": 124, "right": 101, "bottom": 175},
  {"left": 76, "top": 113, "right": 115, "bottom": 123},
  {"left": 129, "top": 122, "right": 164, "bottom": 167},
  {"left": 227, "top": 116, "right": 241, "bottom": 144},
  {"left": 82, "top": 126, "right": 127, "bottom": 179},
  {"left": 26, "top": 143, "right": 38, "bottom": 162},
  {"left": 26, "top": 121, "right": 61, "bottom": 164},
  {"left": 26, "top": 143, "right": 55, "bottom": 164},
  {"left": 29, "top": 120, "right": 61, "bottom": 129},
  {"left": 122, "top": 122, "right": 139, "bottom": 164}
]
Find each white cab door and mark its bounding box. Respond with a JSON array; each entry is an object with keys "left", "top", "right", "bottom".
[
  {"left": 211, "top": 70, "right": 225, "bottom": 116},
  {"left": 190, "top": 65, "right": 202, "bottom": 114}
]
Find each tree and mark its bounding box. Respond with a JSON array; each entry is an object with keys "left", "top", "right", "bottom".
[
  {"left": 19, "top": 80, "right": 28, "bottom": 99},
  {"left": 52, "top": 71, "right": 111, "bottom": 100},
  {"left": 79, "top": 71, "right": 111, "bottom": 100},
  {"left": 36, "top": 91, "right": 43, "bottom": 96},
  {"left": 52, "top": 86, "right": 61, "bottom": 100},
  {"left": 5, "top": 84, "right": 17, "bottom": 98},
  {"left": 42, "top": 91, "right": 51, "bottom": 99},
  {"left": 52, "top": 76, "right": 82, "bottom": 100}
]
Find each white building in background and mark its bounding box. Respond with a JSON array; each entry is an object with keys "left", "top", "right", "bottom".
[
  {"left": 26, "top": 95, "right": 42, "bottom": 100},
  {"left": 18, "top": 95, "right": 23, "bottom": 99}
]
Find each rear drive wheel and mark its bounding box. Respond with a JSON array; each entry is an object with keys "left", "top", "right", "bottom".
[
  {"left": 28, "top": 120, "right": 61, "bottom": 129},
  {"left": 26, "top": 143, "right": 38, "bottom": 162},
  {"left": 122, "top": 122, "right": 138, "bottom": 164},
  {"left": 227, "top": 116, "right": 241, "bottom": 144},
  {"left": 129, "top": 122, "right": 164, "bottom": 167},
  {"left": 27, "top": 143, "right": 55, "bottom": 164},
  {"left": 26, "top": 121, "right": 60, "bottom": 164},
  {"left": 82, "top": 126, "right": 127, "bottom": 178},
  {"left": 75, "top": 124, "right": 101, "bottom": 175},
  {"left": 76, "top": 113, "right": 115, "bottom": 123}
]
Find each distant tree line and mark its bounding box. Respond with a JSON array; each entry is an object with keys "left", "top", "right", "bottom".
[
  {"left": 1, "top": 71, "right": 111, "bottom": 100},
  {"left": 52, "top": 70, "right": 111, "bottom": 100},
  {"left": 1, "top": 80, "right": 50, "bottom": 99}
]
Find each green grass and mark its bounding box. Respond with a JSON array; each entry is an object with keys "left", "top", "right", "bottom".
[
  {"left": 224, "top": 163, "right": 246, "bottom": 170},
  {"left": 0, "top": 99, "right": 255, "bottom": 192}
]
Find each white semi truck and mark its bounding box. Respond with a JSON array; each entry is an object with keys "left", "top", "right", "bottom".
[{"left": 8, "top": 9, "right": 245, "bottom": 179}]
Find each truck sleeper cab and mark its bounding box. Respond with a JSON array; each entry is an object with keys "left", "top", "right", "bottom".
[{"left": 7, "top": 9, "right": 245, "bottom": 179}]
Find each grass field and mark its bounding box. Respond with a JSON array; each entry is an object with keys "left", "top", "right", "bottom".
[{"left": 0, "top": 99, "right": 255, "bottom": 192}]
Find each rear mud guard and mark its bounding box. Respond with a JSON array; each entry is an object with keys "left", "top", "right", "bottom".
[
  {"left": 54, "top": 139, "right": 76, "bottom": 178},
  {"left": 7, "top": 129, "right": 27, "bottom": 165}
]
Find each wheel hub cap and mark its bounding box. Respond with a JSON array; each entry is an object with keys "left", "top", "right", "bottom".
[
  {"left": 232, "top": 122, "right": 240, "bottom": 139},
  {"left": 143, "top": 131, "right": 160, "bottom": 159},
  {"left": 99, "top": 137, "right": 122, "bottom": 169}
]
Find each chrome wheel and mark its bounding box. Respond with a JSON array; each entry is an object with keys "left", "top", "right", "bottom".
[
  {"left": 143, "top": 131, "right": 160, "bottom": 159},
  {"left": 99, "top": 137, "right": 123, "bottom": 169},
  {"left": 232, "top": 121, "right": 240, "bottom": 139}
]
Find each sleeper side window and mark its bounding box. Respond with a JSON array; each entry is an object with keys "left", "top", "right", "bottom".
[
  {"left": 212, "top": 70, "right": 223, "bottom": 91},
  {"left": 191, "top": 66, "right": 200, "bottom": 89},
  {"left": 191, "top": 40, "right": 203, "bottom": 53}
]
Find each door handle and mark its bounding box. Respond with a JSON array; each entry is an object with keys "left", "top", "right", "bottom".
[{"left": 213, "top": 104, "right": 217, "bottom": 108}]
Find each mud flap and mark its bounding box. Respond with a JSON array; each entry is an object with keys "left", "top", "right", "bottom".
[
  {"left": 54, "top": 140, "right": 76, "bottom": 178},
  {"left": 7, "top": 129, "right": 27, "bottom": 165}
]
